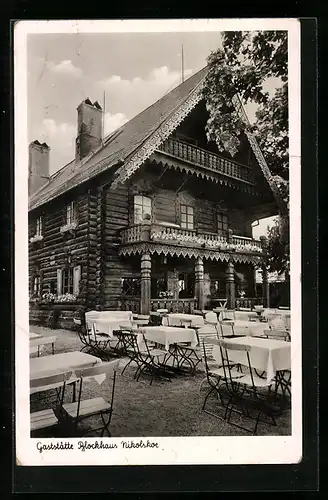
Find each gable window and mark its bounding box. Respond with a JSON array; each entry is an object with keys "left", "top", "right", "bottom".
[
  {"left": 36, "top": 216, "right": 43, "bottom": 236},
  {"left": 217, "top": 211, "right": 228, "bottom": 234},
  {"left": 134, "top": 195, "right": 152, "bottom": 224},
  {"left": 66, "top": 201, "right": 76, "bottom": 225},
  {"left": 180, "top": 204, "right": 194, "bottom": 230}
]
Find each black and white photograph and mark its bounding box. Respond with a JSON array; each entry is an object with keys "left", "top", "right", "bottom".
[{"left": 15, "top": 19, "right": 302, "bottom": 466}]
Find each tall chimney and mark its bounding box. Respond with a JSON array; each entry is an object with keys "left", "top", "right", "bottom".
[
  {"left": 75, "top": 98, "right": 103, "bottom": 160},
  {"left": 28, "top": 140, "right": 50, "bottom": 196}
]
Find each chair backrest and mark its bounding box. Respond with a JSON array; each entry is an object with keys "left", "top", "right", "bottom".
[
  {"left": 264, "top": 329, "right": 290, "bottom": 341},
  {"left": 198, "top": 327, "right": 218, "bottom": 359},
  {"left": 222, "top": 309, "right": 235, "bottom": 320},
  {"left": 30, "top": 370, "right": 73, "bottom": 389},
  {"left": 218, "top": 321, "right": 235, "bottom": 337},
  {"left": 133, "top": 315, "right": 150, "bottom": 326},
  {"left": 204, "top": 311, "right": 218, "bottom": 324}
]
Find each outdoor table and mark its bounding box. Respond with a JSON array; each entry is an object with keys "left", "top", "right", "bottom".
[
  {"left": 93, "top": 318, "right": 133, "bottom": 337},
  {"left": 29, "top": 332, "right": 43, "bottom": 339},
  {"left": 163, "top": 313, "right": 205, "bottom": 328},
  {"left": 210, "top": 335, "right": 291, "bottom": 383},
  {"left": 140, "top": 326, "right": 198, "bottom": 351},
  {"left": 232, "top": 320, "right": 268, "bottom": 337},
  {"left": 30, "top": 351, "right": 100, "bottom": 381}
]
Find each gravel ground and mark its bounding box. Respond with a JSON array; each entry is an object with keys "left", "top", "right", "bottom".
[{"left": 29, "top": 325, "right": 292, "bottom": 438}]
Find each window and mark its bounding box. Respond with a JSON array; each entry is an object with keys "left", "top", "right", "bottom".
[
  {"left": 180, "top": 204, "right": 194, "bottom": 229},
  {"left": 66, "top": 201, "right": 76, "bottom": 225},
  {"left": 33, "top": 276, "right": 41, "bottom": 296},
  {"left": 57, "top": 265, "right": 81, "bottom": 296},
  {"left": 121, "top": 277, "right": 141, "bottom": 296},
  {"left": 36, "top": 216, "right": 43, "bottom": 236},
  {"left": 134, "top": 195, "right": 152, "bottom": 224},
  {"left": 62, "top": 268, "right": 74, "bottom": 294},
  {"left": 217, "top": 211, "right": 228, "bottom": 234}
]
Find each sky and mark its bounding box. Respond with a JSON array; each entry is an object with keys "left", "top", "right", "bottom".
[{"left": 27, "top": 31, "right": 276, "bottom": 237}]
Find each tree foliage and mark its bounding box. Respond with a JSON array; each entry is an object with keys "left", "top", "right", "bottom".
[{"left": 202, "top": 30, "right": 290, "bottom": 274}]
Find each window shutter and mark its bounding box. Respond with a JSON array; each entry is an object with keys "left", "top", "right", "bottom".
[
  {"left": 57, "top": 268, "right": 62, "bottom": 295},
  {"left": 73, "top": 265, "right": 81, "bottom": 295}
]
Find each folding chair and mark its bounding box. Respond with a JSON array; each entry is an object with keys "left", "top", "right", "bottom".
[
  {"left": 83, "top": 319, "right": 113, "bottom": 358},
  {"left": 132, "top": 334, "right": 173, "bottom": 385},
  {"left": 218, "top": 340, "right": 277, "bottom": 435},
  {"left": 30, "top": 371, "right": 72, "bottom": 434},
  {"left": 201, "top": 341, "right": 244, "bottom": 420},
  {"left": 62, "top": 360, "right": 119, "bottom": 437}
]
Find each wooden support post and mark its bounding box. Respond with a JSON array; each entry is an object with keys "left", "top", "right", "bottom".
[
  {"left": 225, "top": 260, "right": 235, "bottom": 309},
  {"left": 195, "top": 256, "right": 205, "bottom": 311},
  {"left": 262, "top": 266, "right": 270, "bottom": 308},
  {"left": 140, "top": 253, "right": 151, "bottom": 315},
  {"left": 260, "top": 236, "right": 270, "bottom": 308}
]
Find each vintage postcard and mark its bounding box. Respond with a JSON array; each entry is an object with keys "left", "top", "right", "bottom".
[{"left": 15, "top": 18, "right": 302, "bottom": 466}]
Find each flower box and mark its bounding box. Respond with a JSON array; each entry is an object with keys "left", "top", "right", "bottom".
[
  {"left": 60, "top": 222, "right": 77, "bottom": 234},
  {"left": 29, "top": 234, "right": 44, "bottom": 244}
]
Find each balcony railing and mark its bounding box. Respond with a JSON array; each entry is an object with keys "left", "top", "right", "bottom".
[
  {"left": 120, "top": 222, "right": 263, "bottom": 255},
  {"left": 156, "top": 138, "right": 255, "bottom": 184}
]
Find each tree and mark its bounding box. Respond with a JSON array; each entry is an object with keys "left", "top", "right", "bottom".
[{"left": 202, "top": 31, "right": 289, "bottom": 274}]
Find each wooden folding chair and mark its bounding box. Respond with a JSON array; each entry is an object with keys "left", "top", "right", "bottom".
[
  {"left": 62, "top": 360, "right": 119, "bottom": 437},
  {"left": 30, "top": 335, "right": 57, "bottom": 357},
  {"left": 218, "top": 340, "right": 277, "bottom": 435},
  {"left": 30, "top": 371, "right": 73, "bottom": 434}
]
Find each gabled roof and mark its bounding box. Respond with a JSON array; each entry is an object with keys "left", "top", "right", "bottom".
[
  {"left": 29, "top": 65, "right": 287, "bottom": 216},
  {"left": 29, "top": 67, "right": 208, "bottom": 211}
]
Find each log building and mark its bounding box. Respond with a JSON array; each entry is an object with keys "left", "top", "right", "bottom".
[{"left": 28, "top": 68, "right": 284, "bottom": 328}]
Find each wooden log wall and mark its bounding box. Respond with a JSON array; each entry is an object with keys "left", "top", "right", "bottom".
[
  {"left": 102, "top": 183, "right": 139, "bottom": 309},
  {"left": 28, "top": 190, "right": 94, "bottom": 302}
]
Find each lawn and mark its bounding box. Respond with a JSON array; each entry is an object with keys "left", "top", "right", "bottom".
[{"left": 29, "top": 325, "right": 292, "bottom": 437}]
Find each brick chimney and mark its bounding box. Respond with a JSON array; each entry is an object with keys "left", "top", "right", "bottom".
[
  {"left": 28, "top": 140, "right": 50, "bottom": 196},
  {"left": 75, "top": 98, "right": 103, "bottom": 160}
]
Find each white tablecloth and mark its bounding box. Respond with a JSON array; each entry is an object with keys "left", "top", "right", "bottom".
[
  {"left": 30, "top": 351, "right": 100, "bottom": 381},
  {"left": 212, "top": 336, "right": 291, "bottom": 382},
  {"left": 94, "top": 319, "right": 133, "bottom": 337},
  {"left": 141, "top": 326, "right": 198, "bottom": 351},
  {"left": 29, "top": 332, "right": 43, "bottom": 339},
  {"left": 163, "top": 313, "right": 205, "bottom": 328},
  {"left": 231, "top": 320, "right": 269, "bottom": 337}
]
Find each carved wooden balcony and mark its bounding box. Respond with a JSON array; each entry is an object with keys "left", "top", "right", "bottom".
[
  {"left": 119, "top": 222, "right": 264, "bottom": 263},
  {"left": 155, "top": 138, "right": 255, "bottom": 185}
]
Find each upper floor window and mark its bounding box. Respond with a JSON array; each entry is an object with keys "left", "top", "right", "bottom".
[
  {"left": 36, "top": 216, "right": 43, "bottom": 236},
  {"left": 66, "top": 201, "right": 77, "bottom": 225},
  {"left": 134, "top": 195, "right": 152, "bottom": 224},
  {"left": 181, "top": 204, "right": 194, "bottom": 229},
  {"left": 217, "top": 211, "right": 228, "bottom": 234}
]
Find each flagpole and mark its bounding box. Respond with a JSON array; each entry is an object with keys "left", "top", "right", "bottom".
[{"left": 181, "top": 44, "right": 184, "bottom": 83}]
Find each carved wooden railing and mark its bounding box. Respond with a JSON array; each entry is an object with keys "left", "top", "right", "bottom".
[
  {"left": 118, "top": 296, "right": 199, "bottom": 314},
  {"left": 120, "top": 222, "right": 263, "bottom": 255},
  {"left": 235, "top": 297, "right": 267, "bottom": 309},
  {"left": 151, "top": 298, "right": 199, "bottom": 314},
  {"left": 157, "top": 138, "right": 255, "bottom": 184},
  {"left": 119, "top": 296, "right": 141, "bottom": 314}
]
